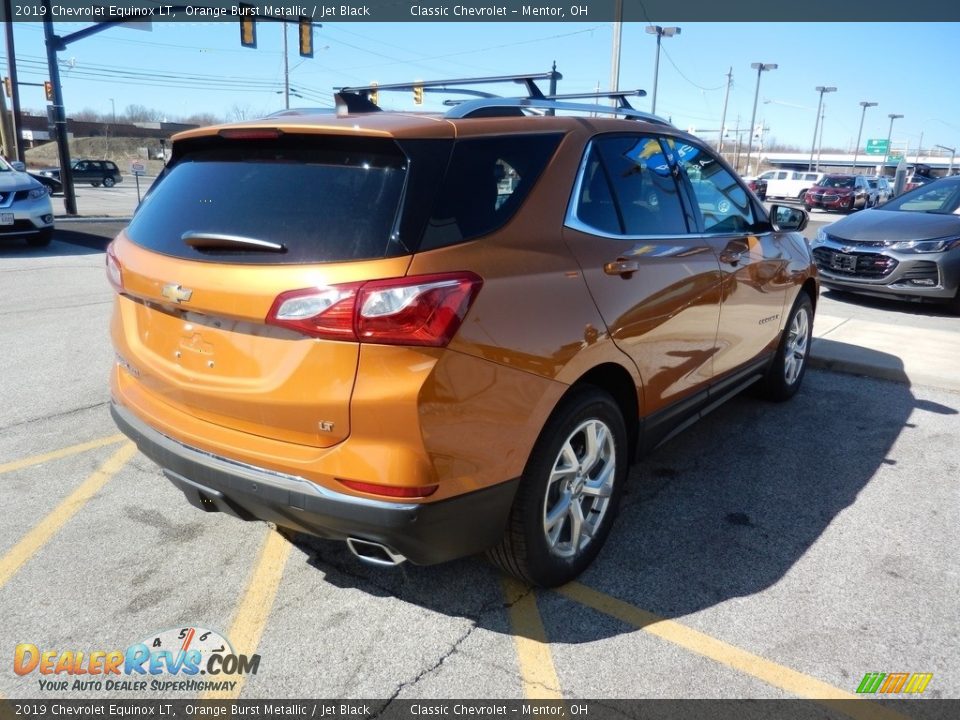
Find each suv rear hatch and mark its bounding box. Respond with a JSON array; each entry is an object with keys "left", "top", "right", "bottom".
[{"left": 111, "top": 129, "right": 439, "bottom": 449}]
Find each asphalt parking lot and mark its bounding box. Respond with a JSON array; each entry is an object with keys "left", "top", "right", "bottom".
[{"left": 0, "top": 224, "right": 957, "bottom": 714}]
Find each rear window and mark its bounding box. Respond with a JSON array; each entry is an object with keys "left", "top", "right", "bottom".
[{"left": 127, "top": 135, "right": 407, "bottom": 264}]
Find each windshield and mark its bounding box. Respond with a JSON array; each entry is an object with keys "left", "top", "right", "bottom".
[
  {"left": 818, "top": 176, "right": 855, "bottom": 189},
  {"left": 883, "top": 178, "right": 960, "bottom": 214}
]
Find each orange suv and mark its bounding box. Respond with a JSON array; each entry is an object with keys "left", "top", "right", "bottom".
[{"left": 109, "top": 73, "right": 818, "bottom": 587}]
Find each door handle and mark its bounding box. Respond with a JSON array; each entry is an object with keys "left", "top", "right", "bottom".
[
  {"left": 720, "top": 250, "right": 743, "bottom": 266},
  {"left": 603, "top": 259, "right": 640, "bottom": 277}
]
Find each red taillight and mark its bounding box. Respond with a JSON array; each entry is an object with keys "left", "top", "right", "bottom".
[
  {"left": 105, "top": 243, "right": 123, "bottom": 292},
  {"left": 337, "top": 478, "right": 439, "bottom": 498},
  {"left": 266, "top": 272, "right": 483, "bottom": 347}
]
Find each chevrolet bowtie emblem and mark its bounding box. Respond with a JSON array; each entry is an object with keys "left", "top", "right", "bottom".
[{"left": 161, "top": 284, "right": 193, "bottom": 304}]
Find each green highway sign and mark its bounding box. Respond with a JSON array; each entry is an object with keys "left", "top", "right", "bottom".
[{"left": 865, "top": 139, "right": 889, "bottom": 155}]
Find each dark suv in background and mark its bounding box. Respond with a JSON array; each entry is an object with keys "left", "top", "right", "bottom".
[{"left": 38, "top": 159, "right": 123, "bottom": 188}]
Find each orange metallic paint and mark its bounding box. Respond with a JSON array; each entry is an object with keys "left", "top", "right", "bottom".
[{"left": 110, "top": 112, "right": 816, "bottom": 509}]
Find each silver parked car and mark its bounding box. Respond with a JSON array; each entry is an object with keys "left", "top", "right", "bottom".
[
  {"left": 0, "top": 157, "right": 55, "bottom": 247},
  {"left": 811, "top": 176, "right": 960, "bottom": 313}
]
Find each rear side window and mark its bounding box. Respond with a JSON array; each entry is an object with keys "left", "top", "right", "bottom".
[
  {"left": 593, "top": 136, "right": 689, "bottom": 236},
  {"left": 127, "top": 135, "right": 407, "bottom": 264},
  {"left": 420, "top": 134, "right": 562, "bottom": 250}
]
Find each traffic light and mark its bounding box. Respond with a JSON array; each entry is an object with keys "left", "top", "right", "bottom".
[
  {"left": 239, "top": 9, "right": 257, "bottom": 48},
  {"left": 369, "top": 82, "right": 378, "bottom": 106},
  {"left": 44, "top": 80, "right": 53, "bottom": 102},
  {"left": 298, "top": 17, "right": 313, "bottom": 58},
  {"left": 413, "top": 85, "right": 423, "bottom": 105},
  {"left": 3, "top": 77, "right": 10, "bottom": 98}
]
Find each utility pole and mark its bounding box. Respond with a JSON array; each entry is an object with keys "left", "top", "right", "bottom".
[
  {"left": 915, "top": 131, "right": 924, "bottom": 165},
  {"left": 3, "top": 0, "right": 24, "bottom": 163},
  {"left": 609, "top": 0, "right": 622, "bottom": 104},
  {"left": 745, "top": 63, "right": 776, "bottom": 177},
  {"left": 42, "top": 0, "right": 77, "bottom": 215},
  {"left": 283, "top": 24, "right": 290, "bottom": 110},
  {"left": 0, "top": 87, "right": 13, "bottom": 159},
  {"left": 733, "top": 114, "right": 741, "bottom": 172},
  {"left": 816, "top": 104, "right": 826, "bottom": 171},
  {"left": 717, "top": 67, "right": 732, "bottom": 156}
]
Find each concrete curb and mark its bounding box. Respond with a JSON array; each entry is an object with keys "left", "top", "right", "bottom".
[
  {"left": 55, "top": 216, "right": 132, "bottom": 223},
  {"left": 809, "top": 318, "right": 960, "bottom": 393}
]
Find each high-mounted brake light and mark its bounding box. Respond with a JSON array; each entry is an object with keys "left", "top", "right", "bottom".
[
  {"left": 217, "top": 128, "right": 283, "bottom": 140},
  {"left": 105, "top": 243, "right": 123, "bottom": 292},
  {"left": 266, "top": 272, "right": 483, "bottom": 347}
]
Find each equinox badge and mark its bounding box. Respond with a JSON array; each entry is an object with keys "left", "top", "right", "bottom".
[{"left": 161, "top": 283, "right": 193, "bottom": 304}]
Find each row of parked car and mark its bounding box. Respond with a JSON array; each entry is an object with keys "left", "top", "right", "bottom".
[{"left": 746, "top": 168, "right": 937, "bottom": 212}]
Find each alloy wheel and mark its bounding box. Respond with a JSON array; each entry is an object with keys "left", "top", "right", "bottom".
[
  {"left": 784, "top": 306, "right": 810, "bottom": 385},
  {"left": 542, "top": 419, "right": 616, "bottom": 559}
]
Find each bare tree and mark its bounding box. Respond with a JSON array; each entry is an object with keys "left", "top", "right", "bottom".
[
  {"left": 125, "top": 104, "right": 162, "bottom": 122},
  {"left": 229, "top": 103, "right": 266, "bottom": 122},
  {"left": 182, "top": 112, "right": 220, "bottom": 126}
]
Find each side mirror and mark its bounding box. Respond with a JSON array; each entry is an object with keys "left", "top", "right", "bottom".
[
  {"left": 770, "top": 203, "right": 809, "bottom": 233},
  {"left": 11, "top": 161, "right": 25, "bottom": 172}
]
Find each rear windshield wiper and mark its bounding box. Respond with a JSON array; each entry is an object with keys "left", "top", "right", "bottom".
[{"left": 182, "top": 232, "right": 287, "bottom": 252}]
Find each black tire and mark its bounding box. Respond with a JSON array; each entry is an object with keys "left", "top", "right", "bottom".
[
  {"left": 91, "top": 182, "right": 101, "bottom": 188},
  {"left": 487, "top": 387, "right": 629, "bottom": 587},
  {"left": 103, "top": 176, "right": 115, "bottom": 188},
  {"left": 804, "top": 204, "right": 813, "bottom": 212},
  {"left": 757, "top": 292, "right": 814, "bottom": 402},
  {"left": 947, "top": 288, "right": 960, "bottom": 317},
  {"left": 26, "top": 228, "right": 53, "bottom": 248}
]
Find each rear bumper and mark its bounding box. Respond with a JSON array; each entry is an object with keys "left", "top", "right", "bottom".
[{"left": 111, "top": 401, "right": 519, "bottom": 565}]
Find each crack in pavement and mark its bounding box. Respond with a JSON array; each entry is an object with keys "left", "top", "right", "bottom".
[
  {"left": 297, "top": 542, "right": 538, "bottom": 716},
  {"left": 0, "top": 400, "right": 110, "bottom": 432}
]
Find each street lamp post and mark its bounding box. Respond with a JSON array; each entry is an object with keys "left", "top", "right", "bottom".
[
  {"left": 808, "top": 86, "right": 836, "bottom": 171},
  {"left": 884, "top": 113, "right": 903, "bottom": 176},
  {"left": 645, "top": 25, "right": 680, "bottom": 116},
  {"left": 610, "top": 0, "right": 623, "bottom": 100},
  {"left": 745, "top": 62, "right": 777, "bottom": 177},
  {"left": 935, "top": 144, "right": 956, "bottom": 176},
  {"left": 851, "top": 100, "right": 878, "bottom": 173}
]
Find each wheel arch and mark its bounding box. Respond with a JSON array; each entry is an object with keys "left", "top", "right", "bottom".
[{"left": 561, "top": 362, "right": 640, "bottom": 462}]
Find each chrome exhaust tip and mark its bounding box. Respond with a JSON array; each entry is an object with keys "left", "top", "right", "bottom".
[{"left": 346, "top": 537, "right": 407, "bottom": 567}]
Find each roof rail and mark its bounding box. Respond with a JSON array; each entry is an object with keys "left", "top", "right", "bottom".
[
  {"left": 545, "top": 90, "right": 647, "bottom": 110},
  {"left": 444, "top": 97, "right": 673, "bottom": 126},
  {"left": 334, "top": 70, "right": 563, "bottom": 115}
]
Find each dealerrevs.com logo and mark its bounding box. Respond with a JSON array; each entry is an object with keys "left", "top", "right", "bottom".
[{"left": 14, "top": 627, "right": 259, "bottom": 693}]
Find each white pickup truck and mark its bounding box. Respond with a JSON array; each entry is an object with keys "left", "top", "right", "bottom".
[{"left": 755, "top": 170, "right": 825, "bottom": 200}]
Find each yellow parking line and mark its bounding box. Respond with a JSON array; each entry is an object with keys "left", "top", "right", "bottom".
[
  {"left": 557, "top": 583, "right": 910, "bottom": 720},
  {"left": 0, "top": 442, "right": 137, "bottom": 590},
  {"left": 203, "top": 529, "right": 292, "bottom": 700},
  {"left": 0, "top": 433, "right": 126, "bottom": 476},
  {"left": 502, "top": 577, "right": 563, "bottom": 700}
]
